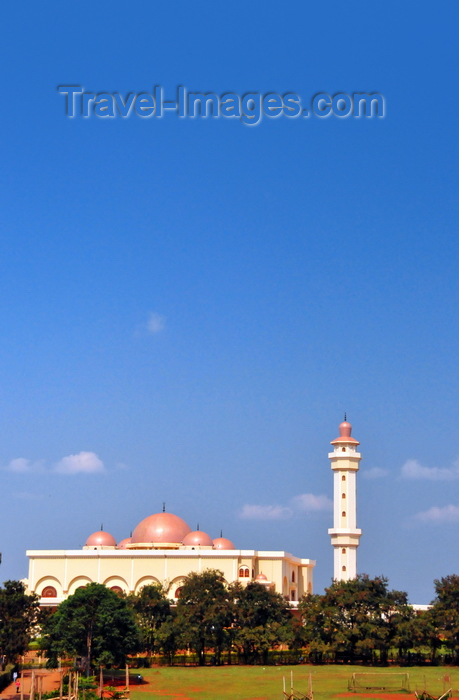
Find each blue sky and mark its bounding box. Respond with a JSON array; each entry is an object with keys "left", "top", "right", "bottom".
[{"left": 0, "top": 0, "right": 458, "bottom": 603}]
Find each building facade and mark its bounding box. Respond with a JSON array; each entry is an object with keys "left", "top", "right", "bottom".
[{"left": 26, "top": 510, "right": 315, "bottom": 607}]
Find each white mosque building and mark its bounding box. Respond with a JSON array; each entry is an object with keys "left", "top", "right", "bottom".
[{"left": 25, "top": 419, "right": 360, "bottom": 605}]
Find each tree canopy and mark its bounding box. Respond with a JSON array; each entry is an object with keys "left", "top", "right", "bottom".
[
  {"left": 42, "top": 583, "right": 139, "bottom": 672},
  {"left": 0, "top": 580, "right": 40, "bottom": 663},
  {"left": 129, "top": 583, "right": 173, "bottom": 657},
  {"left": 429, "top": 574, "right": 459, "bottom": 662},
  {"left": 229, "top": 581, "right": 293, "bottom": 664},
  {"left": 27, "top": 571, "right": 459, "bottom": 667},
  {"left": 299, "top": 574, "right": 414, "bottom": 663},
  {"left": 175, "top": 570, "right": 233, "bottom": 665}
]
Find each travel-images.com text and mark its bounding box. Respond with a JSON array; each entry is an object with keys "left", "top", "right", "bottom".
[{"left": 58, "top": 86, "right": 385, "bottom": 124}]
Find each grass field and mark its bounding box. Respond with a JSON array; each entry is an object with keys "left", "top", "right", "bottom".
[{"left": 129, "top": 666, "right": 459, "bottom": 700}]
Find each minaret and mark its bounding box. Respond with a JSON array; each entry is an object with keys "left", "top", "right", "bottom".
[{"left": 328, "top": 418, "right": 362, "bottom": 581}]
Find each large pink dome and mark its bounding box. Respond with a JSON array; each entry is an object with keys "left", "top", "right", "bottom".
[
  {"left": 86, "top": 530, "right": 116, "bottom": 547},
  {"left": 183, "top": 530, "right": 213, "bottom": 547},
  {"left": 131, "top": 512, "right": 192, "bottom": 544},
  {"left": 117, "top": 537, "right": 132, "bottom": 550},
  {"left": 213, "top": 537, "right": 235, "bottom": 550}
]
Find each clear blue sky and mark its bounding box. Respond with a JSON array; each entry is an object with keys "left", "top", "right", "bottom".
[{"left": 0, "top": 0, "right": 457, "bottom": 604}]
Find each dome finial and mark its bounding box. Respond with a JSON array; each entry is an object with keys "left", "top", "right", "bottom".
[
  {"left": 220, "top": 529, "right": 223, "bottom": 538},
  {"left": 162, "top": 502, "right": 166, "bottom": 513},
  {"left": 344, "top": 412, "right": 347, "bottom": 421},
  {"left": 101, "top": 523, "right": 103, "bottom": 531},
  {"left": 197, "top": 523, "right": 200, "bottom": 530}
]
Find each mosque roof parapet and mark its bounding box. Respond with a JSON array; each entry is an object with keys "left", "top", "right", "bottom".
[{"left": 26, "top": 548, "right": 315, "bottom": 566}]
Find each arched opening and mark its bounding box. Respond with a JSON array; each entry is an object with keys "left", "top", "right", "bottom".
[
  {"left": 342, "top": 548, "right": 346, "bottom": 554},
  {"left": 342, "top": 511, "right": 346, "bottom": 517},
  {"left": 175, "top": 587, "right": 183, "bottom": 599},
  {"left": 342, "top": 475, "right": 346, "bottom": 481},
  {"left": 342, "top": 493, "right": 346, "bottom": 499},
  {"left": 290, "top": 590, "right": 296, "bottom": 601},
  {"left": 342, "top": 447, "right": 346, "bottom": 452},
  {"left": 238, "top": 566, "right": 249, "bottom": 578},
  {"left": 134, "top": 576, "right": 160, "bottom": 594},
  {"left": 110, "top": 586, "right": 123, "bottom": 595},
  {"left": 342, "top": 566, "right": 346, "bottom": 572},
  {"left": 291, "top": 571, "right": 295, "bottom": 583},
  {"left": 42, "top": 586, "right": 57, "bottom": 598}
]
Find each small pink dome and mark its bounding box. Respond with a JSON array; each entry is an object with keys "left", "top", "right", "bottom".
[
  {"left": 117, "top": 537, "right": 132, "bottom": 550},
  {"left": 183, "top": 530, "right": 213, "bottom": 546},
  {"left": 255, "top": 573, "right": 267, "bottom": 581},
  {"left": 213, "top": 537, "right": 235, "bottom": 550},
  {"left": 86, "top": 530, "right": 116, "bottom": 547},
  {"left": 339, "top": 421, "right": 352, "bottom": 437},
  {"left": 131, "top": 512, "right": 191, "bottom": 544},
  {"left": 330, "top": 418, "right": 359, "bottom": 445}
]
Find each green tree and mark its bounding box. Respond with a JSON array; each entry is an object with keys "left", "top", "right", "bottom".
[
  {"left": 129, "top": 584, "right": 172, "bottom": 658},
  {"left": 415, "top": 607, "right": 442, "bottom": 662},
  {"left": 297, "top": 592, "right": 335, "bottom": 662},
  {"left": 299, "top": 574, "right": 412, "bottom": 664},
  {"left": 0, "top": 580, "right": 40, "bottom": 663},
  {"left": 154, "top": 618, "right": 179, "bottom": 665},
  {"left": 430, "top": 574, "right": 459, "bottom": 662},
  {"left": 42, "top": 583, "right": 139, "bottom": 673},
  {"left": 230, "top": 581, "right": 293, "bottom": 664},
  {"left": 175, "top": 569, "right": 232, "bottom": 666}
]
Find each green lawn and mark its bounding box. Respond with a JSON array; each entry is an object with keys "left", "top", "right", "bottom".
[{"left": 129, "top": 666, "right": 459, "bottom": 700}]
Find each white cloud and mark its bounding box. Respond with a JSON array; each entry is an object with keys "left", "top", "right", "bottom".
[
  {"left": 5, "top": 452, "right": 105, "bottom": 476},
  {"left": 5, "top": 458, "right": 44, "bottom": 473},
  {"left": 54, "top": 451, "right": 105, "bottom": 475},
  {"left": 414, "top": 504, "right": 459, "bottom": 524},
  {"left": 362, "top": 467, "right": 389, "bottom": 479},
  {"left": 240, "top": 504, "right": 293, "bottom": 520},
  {"left": 291, "top": 493, "right": 333, "bottom": 511},
  {"left": 401, "top": 458, "right": 459, "bottom": 481},
  {"left": 146, "top": 312, "right": 166, "bottom": 334},
  {"left": 240, "top": 492, "right": 332, "bottom": 520}
]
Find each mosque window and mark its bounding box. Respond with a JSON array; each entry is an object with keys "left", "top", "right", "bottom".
[
  {"left": 342, "top": 548, "right": 346, "bottom": 554},
  {"left": 175, "top": 587, "right": 183, "bottom": 599},
  {"left": 42, "top": 586, "right": 57, "bottom": 598},
  {"left": 342, "top": 475, "right": 346, "bottom": 481},
  {"left": 342, "top": 493, "right": 346, "bottom": 499},
  {"left": 291, "top": 591, "right": 296, "bottom": 601},
  {"left": 291, "top": 571, "right": 295, "bottom": 583},
  {"left": 342, "top": 447, "right": 346, "bottom": 452},
  {"left": 342, "top": 566, "right": 346, "bottom": 572},
  {"left": 342, "top": 511, "right": 346, "bottom": 517},
  {"left": 239, "top": 566, "right": 249, "bottom": 578}
]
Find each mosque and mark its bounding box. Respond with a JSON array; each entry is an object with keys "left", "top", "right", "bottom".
[{"left": 25, "top": 419, "right": 360, "bottom": 606}]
